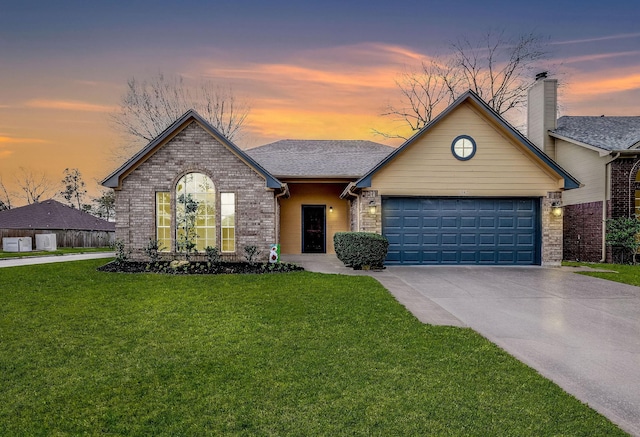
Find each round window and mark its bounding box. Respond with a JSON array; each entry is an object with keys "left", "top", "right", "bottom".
[{"left": 451, "top": 135, "right": 476, "bottom": 161}]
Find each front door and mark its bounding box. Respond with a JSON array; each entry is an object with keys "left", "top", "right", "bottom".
[{"left": 302, "top": 205, "right": 326, "bottom": 253}]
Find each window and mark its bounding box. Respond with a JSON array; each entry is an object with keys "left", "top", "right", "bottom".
[
  {"left": 451, "top": 135, "right": 476, "bottom": 161},
  {"left": 635, "top": 171, "right": 640, "bottom": 216},
  {"left": 176, "top": 173, "right": 216, "bottom": 252},
  {"left": 156, "top": 192, "right": 171, "bottom": 252},
  {"left": 221, "top": 193, "right": 236, "bottom": 252}
]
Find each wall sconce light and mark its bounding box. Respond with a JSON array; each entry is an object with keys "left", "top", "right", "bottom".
[
  {"left": 551, "top": 201, "right": 563, "bottom": 217},
  {"left": 329, "top": 206, "right": 333, "bottom": 213},
  {"left": 368, "top": 200, "right": 377, "bottom": 215}
]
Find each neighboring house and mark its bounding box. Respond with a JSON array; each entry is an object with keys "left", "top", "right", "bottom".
[
  {"left": 527, "top": 76, "right": 640, "bottom": 262},
  {"left": 0, "top": 199, "right": 115, "bottom": 248},
  {"left": 102, "top": 90, "right": 578, "bottom": 265}
]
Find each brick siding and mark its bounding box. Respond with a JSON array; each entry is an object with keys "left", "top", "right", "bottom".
[
  {"left": 563, "top": 201, "right": 603, "bottom": 262},
  {"left": 115, "top": 121, "right": 276, "bottom": 261}
]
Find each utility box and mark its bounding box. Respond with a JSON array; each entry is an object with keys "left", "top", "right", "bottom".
[
  {"left": 36, "top": 234, "right": 57, "bottom": 251},
  {"left": 2, "top": 237, "right": 32, "bottom": 252}
]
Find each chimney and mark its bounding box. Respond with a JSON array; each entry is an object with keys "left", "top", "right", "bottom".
[{"left": 527, "top": 73, "right": 557, "bottom": 159}]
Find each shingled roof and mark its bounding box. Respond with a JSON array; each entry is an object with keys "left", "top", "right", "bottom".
[
  {"left": 245, "top": 140, "right": 396, "bottom": 178},
  {"left": 0, "top": 199, "right": 115, "bottom": 231},
  {"left": 552, "top": 116, "right": 640, "bottom": 151}
]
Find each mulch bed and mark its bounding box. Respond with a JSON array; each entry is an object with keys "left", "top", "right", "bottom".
[{"left": 98, "top": 260, "right": 304, "bottom": 275}]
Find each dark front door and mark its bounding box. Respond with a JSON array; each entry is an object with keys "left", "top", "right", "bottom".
[{"left": 302, "top": 205, "right": 326, "bottom": 253}]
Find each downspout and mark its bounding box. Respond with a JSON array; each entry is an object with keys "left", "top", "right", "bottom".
[
  {"left": 603, "top": 152, "right": 621, "bottom": 262},
  {"left": 274, "top": 183, "right": 289, "bottom": 246}
]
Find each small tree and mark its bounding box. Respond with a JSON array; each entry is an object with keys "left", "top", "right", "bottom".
[
  {"left": 605, "top": 216, "right": 640, "bottom": 264},
  {"left": 92, "top": 189, "right": 116, "bottom": 221},
  {"left": 60, "top": 168, "right": 87, "bottom": 210},
  {"left": 176, "top": 193, "right": 199, "bottom": 260}
]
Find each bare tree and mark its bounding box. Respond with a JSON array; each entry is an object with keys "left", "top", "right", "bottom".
[
  {"left": 111, "top": 73, "right": 250, "bottom": 156},
  {"left": 0, "top": 176, "right": 13, "bottom": 210},
  {"left": 376, "top": 61, "right": 456, "bottom": 138},
  {"left": 15, "top": 168, "right": 58, "bottom": 205},
  {"left": 378, "top": 31, "right": 550, "bottom": 139},
  {"left": 60, "top": 168, "right": 87, "bottom": 210}
]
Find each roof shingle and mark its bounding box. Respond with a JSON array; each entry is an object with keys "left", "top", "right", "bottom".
[
  {"left": 0, "top": 199, "right": 115, "bottom": 231},
  {"left": 245, "top": 140, "right": 396, "bottom": 178},
  {"left": 552, "top": 116, "right": 640, "bottom": 151}
]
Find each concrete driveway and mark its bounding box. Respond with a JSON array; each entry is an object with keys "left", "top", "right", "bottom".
[{"left": 286, "top": 255, "right": 640, "bottom": 436}]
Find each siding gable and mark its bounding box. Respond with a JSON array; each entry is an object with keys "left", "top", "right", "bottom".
[{"left": 370, "top": 101, "right": 566, "bottom": 197}]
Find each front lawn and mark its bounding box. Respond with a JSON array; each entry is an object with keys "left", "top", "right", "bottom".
[
  {"left": 564, "top": 261, "right": 640, "bottom": 287},
  {"left": 0, "top": 260, "right": 625, "bottom": 435}
]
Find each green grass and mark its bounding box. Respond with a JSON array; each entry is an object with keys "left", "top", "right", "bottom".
[
  {"left": 0, "top": 261, "right": 626, "bottom": 436},
  {"left": 0, "top": 246, "right": 112, "bottom": 259},
  {"left": 564, "top": 260, "right": 640, "bottom": 286}
]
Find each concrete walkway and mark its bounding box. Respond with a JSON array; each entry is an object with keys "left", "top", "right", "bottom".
[
  {"left": 284, "top": 254, "right": 640, "bottom": 436},
  {"left": 0, "top": 252, "right": 115, "bottom": 268}
]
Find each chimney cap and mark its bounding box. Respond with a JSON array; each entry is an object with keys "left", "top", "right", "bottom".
[{"left": 535, "top": 71, "right": 548, "bottom": 80}]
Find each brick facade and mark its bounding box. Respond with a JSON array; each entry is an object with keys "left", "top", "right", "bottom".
[
  {"left": 563, "top": 201, "right": 603, "bottom": 262},
  {"left": 562, "top": 157, "right": 640, "bottom": 262},
  {"left": 609, "top": 158, "right": 638, "bottom": 219},
  {"left": 115, "top": 121, "right": 276, "bottom": 261}
]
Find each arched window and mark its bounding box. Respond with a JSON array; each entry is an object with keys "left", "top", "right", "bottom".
[
  {"left": 176, "top": 173, "right": 216, "bottom": 252},
  {"left": 635, "top": 170, "right": 640, "bottom": 216}
]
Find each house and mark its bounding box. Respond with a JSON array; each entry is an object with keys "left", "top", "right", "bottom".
[
  {"left": 245, "top": 140, "right": 395, "bottom": 254},
  {"left": 0, "top": 199, "right": 115, "bottom": 248},
  {"left": 527, "top": 75, "right": 640, "bottom": 262},
  {"left": 102, "top": 90, "right": 578, "bottom": 265}
]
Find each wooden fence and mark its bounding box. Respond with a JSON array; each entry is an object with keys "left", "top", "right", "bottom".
[{"left": 0, "top": 229, "right": 115, "bottom": 249}]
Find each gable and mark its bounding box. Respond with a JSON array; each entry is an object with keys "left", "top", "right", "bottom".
[
  {"left": 368, "top": 101, "right": 568, "bottom": 197},
  {"left": 102, "top": 110, "right": 281, "bottom": 190}
]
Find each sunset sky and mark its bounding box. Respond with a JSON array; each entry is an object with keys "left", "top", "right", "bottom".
[{"left": 1, "top": 0, "right": 639, "bottom": 204}]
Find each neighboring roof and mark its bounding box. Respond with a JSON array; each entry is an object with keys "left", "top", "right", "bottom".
[
  {"left": 354, "top": 90, "right": 580, "bottom": 190},
  {"left": 245, "top": 140, "right": 396, "bottom": 178},
  {"left": 0, "top": 199, "right": 115, "bottom": 231},
  {"left": 551, "top": 116, "right": 640, "bottom": 151},
  {"left": 101, "top": 110, "right": 282, "bottom": 189}
]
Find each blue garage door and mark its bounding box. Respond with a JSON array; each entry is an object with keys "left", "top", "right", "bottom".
[{"left": 382, "top": 197, "right": 540, "bottom": 265}]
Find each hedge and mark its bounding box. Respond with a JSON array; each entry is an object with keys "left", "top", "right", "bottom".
[{"left": 334, "top": 232, "right": 389, "bottom": 270}]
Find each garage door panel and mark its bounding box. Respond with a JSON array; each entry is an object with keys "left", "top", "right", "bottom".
[
  {"left": 460, "top": 216, "right": 477, "bottom": 228},
  {"left": 403, "top": 233, "right": 420, "bottom": 245},
  {"left": 422, "top": 233, "right": 438, "bottom": 245},
  {"left": 460, "top": 234, "right": 477, "bottom": 245},
  {"left": 382, "top": 197, "right": 540, "bottom": 265},
  {"left": 441, "top": 217, "right": 457, "bottom": 228}
]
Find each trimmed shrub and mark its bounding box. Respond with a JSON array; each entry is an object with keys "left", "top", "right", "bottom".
[{"left": 334, "top": 232, "right": 389, "bottom": 270}]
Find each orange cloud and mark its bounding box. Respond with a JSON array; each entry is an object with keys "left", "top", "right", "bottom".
[
  {"left": 0, "top": 136, "right": 47, "bottom": 144},
  {"left": 25, "top": 99, "right": 117, "bottom": 112},
  {"left": 567, "top": 71, "right": 640, "bottom": 97}
]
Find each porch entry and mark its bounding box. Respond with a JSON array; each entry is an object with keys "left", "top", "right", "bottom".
[{"left": 301, "top": 205, "right": 326, "bottom": 253}]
